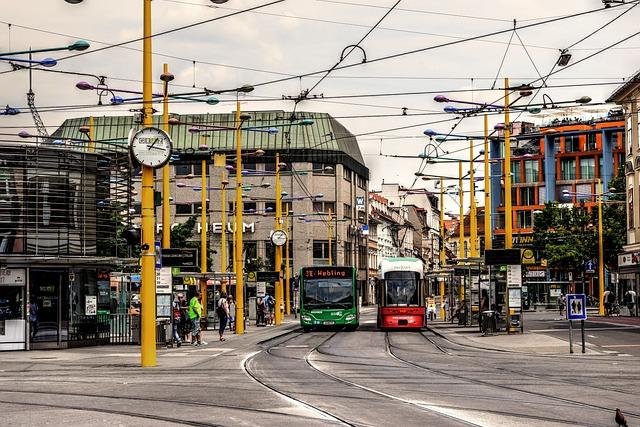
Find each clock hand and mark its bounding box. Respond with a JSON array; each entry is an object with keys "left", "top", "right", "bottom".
[
  {"left": 147, "top": 145, "right": 166, "bottom": 151},
  {"left": 148, "top": 137, "right": 158, "bottom": 150}
]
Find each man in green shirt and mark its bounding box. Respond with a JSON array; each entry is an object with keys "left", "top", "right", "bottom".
[{"left": 189, "top": 291, "right": 206, "bottom": 346}]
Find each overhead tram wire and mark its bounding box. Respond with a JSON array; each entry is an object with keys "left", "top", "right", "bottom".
[
  {"left": 242, "top": 0, "right": 639, "bottom": 91},
  {"left": 305, "top": 0, "right": 401, "bottom": 96}
]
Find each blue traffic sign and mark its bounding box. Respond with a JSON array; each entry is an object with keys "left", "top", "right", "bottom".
[
  {"left": 566, "top": 294, "right": 587, "bottom": 320},
  {"left": 584, "top": 260, "right": 595, "bottom": 273}
]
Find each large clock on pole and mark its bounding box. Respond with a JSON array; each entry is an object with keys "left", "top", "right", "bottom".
[{"left": 130, "top": 127, "right": 173, "bottom": 169}]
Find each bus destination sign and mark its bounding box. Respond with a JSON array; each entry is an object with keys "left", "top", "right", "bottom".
[{"left": 304, "top": 267, "right": 353, "bottom": 279}]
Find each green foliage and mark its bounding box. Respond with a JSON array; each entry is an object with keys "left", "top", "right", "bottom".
[
  {"left": 533, "top": 167, "right": 626, "bottom": 271},
  {"left": 246, "top": 256, "right": 268, "bottom": 272},
  {"left": 96, "top": 202, "right": 139, "bottom": 258}
]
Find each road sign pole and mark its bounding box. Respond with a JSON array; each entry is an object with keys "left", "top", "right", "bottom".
[
  {"left": 569, "top": 320, "right": 574, "bottom": 354},
  {"left": 581, "top": 319, "right": 585, "bottom": 354}
]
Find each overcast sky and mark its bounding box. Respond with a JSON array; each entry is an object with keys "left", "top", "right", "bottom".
[{"left": 2, "top": 0, "right": 639, "bottom": 213}]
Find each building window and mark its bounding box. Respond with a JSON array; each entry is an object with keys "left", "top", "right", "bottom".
[
  {"left": 554, "top": 137, "right": 561, "bottom": 153},
  {"left": 565, "top": 135, "right": 579, "bottom": 153},
  {"left": 343, "top": 203, "right": 352, "bottom": 219},
  {"left": 523, "top": 160, "right": 538, "bottom": 183},
  {"left": 356, "top": 175, "right": 366, "bottom": 189},
  {"left": 313, "top": 201, "right": 336, "bottom": 214},
  {"left": 313, "top": 240, "right": 335, "bottom": 265},
  {"left": 511, "top": 161, "right": 521, "bottom": 184},
  {"left": 242, "top": 202, "right": 257, "bottom": 213},
  {"left": 175, "top": 163, "right": 202, "bottom": 177},
  {"left": 580, "top": 157, "right": 595, "bottom": 179},
  {"left": 343, "top": 167, "right": 352, "bottom": 182},
  {"left": 264, "top": 162, "right": 276, "bottom": 172},
  {"left": 560, "top": 159, "right": 576, "bottom": 180},
  {"left": 538, "top": 185, "right": 546, "bottom": 204},
  {"left": 265, "top": 202, "right": 276, "bottom": 213},
  {"left": 517, "top": 210, "right": 533, "bottom": 228},
  {"left": 557, "top": 185, "right": 572, "bottom": 201},
  {"left": 629, "top": 188, "right": 634, "bottom": 229},
  {"left": 176, "top": 203, "right": 192, "bottom": 215},
  {"left": 344, "top": 242, "right": 352, "bottom": 265},
  {"left": 313, "top": 163, "right": 335, "bottom": 175},
  {"left": 520, "top": 187, "right": 535, "bottom": 206},
  {"left": 586, "top": 134, "right": 597, "bottom": 151}
]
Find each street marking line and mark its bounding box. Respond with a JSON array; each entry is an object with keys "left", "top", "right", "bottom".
[
  {"left": 285, "top": 345, "right": 308, "bottom": 348},
  {"left": 601, "top": 344, "right": 640, "bottom": 348}
]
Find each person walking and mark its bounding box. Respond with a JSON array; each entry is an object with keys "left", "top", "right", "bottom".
[
  {"left": 227, "top": 296, "right": 236, "bottom": 331},
  {"left": 263, "top": 293, "right": 274, "bottom": 326},
  {"left": 558, "top": 293, "right": 566, "bottom": 317},
  {"left": 189, "top": 291, "right": 207, "bottom": 346},
  {"left": 256, "top": 297, "right": 266, "bottom": 326},
  {"left": 172, "top": 293, "right": 184, "bottom": 347},
  {"left": 217, "top": 292, "right": 229, "bottom": 341},
  {"left": 625, "top": 289, "right": 636, "bottom": 316},
  {"left": 604, "top": 288, "right": 612, "bottom": 317}
]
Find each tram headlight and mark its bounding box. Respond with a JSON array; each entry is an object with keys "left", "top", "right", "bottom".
[
  {"left": 302, "top": 315, "right": 312, "bottom": 322},
  {"left": 345, "top": 314, "right": 355, "bottom": 322}
]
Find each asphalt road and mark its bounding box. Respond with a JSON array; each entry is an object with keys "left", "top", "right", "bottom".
[
  {"left": 0, "top": 308, "right": 637, "bottom": 426},
  {"left": 525, "top": 311, "right": 640, "bottom": 356}
]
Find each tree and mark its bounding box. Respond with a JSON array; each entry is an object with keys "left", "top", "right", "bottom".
[{"left": 533, "top": 166, "right": 626, "bottom": 272}]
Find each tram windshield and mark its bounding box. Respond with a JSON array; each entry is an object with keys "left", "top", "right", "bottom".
[
  {"left": 384, "top": 271, "right": 419, "bottom": 306},
  {"left": 303, "top": 278, "right": 353, "bottom": 309}
]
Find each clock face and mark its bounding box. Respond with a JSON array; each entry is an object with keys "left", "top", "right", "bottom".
[
  {"left": 271, "top": 230, "right": 288, "bottom": 246},
  {"left": 130, "top": 127, "right": 172, "bottom": 168}
]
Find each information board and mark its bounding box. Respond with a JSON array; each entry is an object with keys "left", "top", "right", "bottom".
[
  {"left": 508, "top": 288, "right": 522, "bottom": 309},
  {"left": 566, "top": 293, "right": 587, "bottom": 320}
]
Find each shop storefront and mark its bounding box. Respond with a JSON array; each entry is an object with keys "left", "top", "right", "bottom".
[{"left": 0, "top": 268, "right": 26, "bottom": 350}]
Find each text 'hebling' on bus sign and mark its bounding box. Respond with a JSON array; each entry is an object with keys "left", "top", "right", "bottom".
[{"left": 304, "top": 267, "right": 353, "bottom": 279}]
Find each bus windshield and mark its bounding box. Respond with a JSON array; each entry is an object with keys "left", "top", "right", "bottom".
[
  {"left": 384, "top": 271, "right": 419, "bottom": 305},
  {"left": 303, "top": 278, "right": 353, "bottom": 309}
]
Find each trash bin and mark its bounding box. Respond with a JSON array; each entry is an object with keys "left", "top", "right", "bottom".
[{"left": 481, "top": 310, "right": 496, "bottom": 335}]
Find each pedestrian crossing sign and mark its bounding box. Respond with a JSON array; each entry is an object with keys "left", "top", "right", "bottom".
[{"left": 566, "top": 293, "right": 587, "bottom": 320}]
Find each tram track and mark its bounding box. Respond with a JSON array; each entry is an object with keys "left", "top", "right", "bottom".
[
  {"left": 424, "top": 328, "right": 640, "bottom": 397},
  {"left": 243, "top": 331, "right": 357, "bottom": 427},
  {"left": 386, "top": 332, "right": 640, "bottom": 422}
]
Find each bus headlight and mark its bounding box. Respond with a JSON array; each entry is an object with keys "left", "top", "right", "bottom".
[
  {"left": 302, "top": 315, "right": 312, "bottom": 322},
  {"left": 345, "top": 314, "right": 355, "bottom": 322}
]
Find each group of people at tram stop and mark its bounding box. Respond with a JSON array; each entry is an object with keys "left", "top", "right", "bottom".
[
  {"left": 256, "top": 293, "right": 276, "bottom": 327},
  {"left": 171, "top": 291, "right": 237, "bottom": 347}
]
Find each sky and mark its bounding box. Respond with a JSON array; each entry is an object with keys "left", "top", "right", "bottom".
[{"left": 2, "top": 0, "right": 639, "bottom": 214}]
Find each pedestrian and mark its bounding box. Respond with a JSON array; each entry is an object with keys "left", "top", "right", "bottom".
[
  {"left": 256, "top": 296, "right": 266, "bottom": 326},
  {"left": 28, "top": 299, "right": 38, "bottom": 340},
  {"left": 558, "top": 293, "right": 566, "bottom": 317},
  {"left": 228, "top": 296, "right": 236, "bottom": 331},
  {"left": 427, "top": 296, "right": 436, "bottom": 321},
  {"left": 180, "top": 295, "right": 191, "bottom": 343},
  {"left": 442, "top": 299, "right": 449, "bottom": 321},
  {"left": 217, "top": 292, "right": 229, "bottom": 341},
  {"left": 189, "top": 291, "right": 207, "bottom": 346},
  {"left": 604, "top": 288, "right": 612, "bottom": 317},
  {"left": 264, "top": 293, "right": 274, "bottom": 326},
  {"left": 625, "top": 289, "right": 636, "bottom": 315},
  {"left": 172, "top": 293, "right": 184, "bottom": 347}
]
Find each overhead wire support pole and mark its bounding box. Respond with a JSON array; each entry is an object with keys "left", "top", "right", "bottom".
[
  {"left": 140, "top": 0, "right": 156, "bottom": 367},
  {"left": 234, "top": 100, "right": 245, "bottom": 334},
  {"left": 285, "top": 212, "right": 291, "bottom": 316},
  {"left": 459, "top": 161, "right": 464, "bottom": 304},
  {"left": 162, "top": 63, "right": 171, "bottom": 249},
  {"left": 275, "top": 153, "right": 283, "bottom": 326},
  {"left": 469, "top": 138, "right": 478, "bottom": 258},
  {"left": 439, "top": 177, "right": 446, "bottom": 320},
  {"left": 504, "top": 77, "right": 513, "bottom": 249},
  {"left": 200, "top": 150, "right": 208, "bottom": 319},
  {"left": 483, "top": 114, "right": 491, "bottom": 250},
  {"left": 597, "top": 178, "right": 605, "bottom": 316}
]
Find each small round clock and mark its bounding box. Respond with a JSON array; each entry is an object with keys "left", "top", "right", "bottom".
[
  {"left": 270, "top": 230, "right": 288, "bottom": 246},
  {"left": 130, "top": 127, "right": 173, "bottom": 168}
]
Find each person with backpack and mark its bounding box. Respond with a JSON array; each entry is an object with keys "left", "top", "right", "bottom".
[
  {"left": 217, "top": 291, "right": 229, "bottom": 341},
  {"left": 172, "top": 293, "right": 184, "bottom": 347},
  {"left": 263, "top": 293, "right": 275, "bottom": 325}
]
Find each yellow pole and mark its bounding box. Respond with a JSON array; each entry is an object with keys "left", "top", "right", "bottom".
[
  {"left": 285, "top": 213, "right": 291, "bottom": 315},
  {"left": 140, "top": 0, "right": 156, "bottom": 367},
  {"left": 439, "top": 177, "right": 445, "bottom": 267},
  {"left": 459, "top": 161, "right": 464, "bottom": 260},
  {"left": 221, "top": 171, "right": 227, "bottom": 294},
  {"left": 469, "top": 139, "right": 478, "bottom": 257},
  {"left": 439, "top": 280, "right": 445, "bottom": 320},
  {"left": 597, "top": 178, "right": 605, "bottom": 316},
  {"left": 504, "top": 77, "right": 513, "bottom": 249},
  {"left": 162, "top": 64, "right": 171, "bottom": 249},
  {"left": 88, "top": 115, "right": 95, "bottom": 153},
  {"left": 484, "top": 114, "right": 491, "bottom": 251},
  {"left": 234, "top": 100, "right": 245, "bottom": 334},
  {"left": 275, "top": 153, "right": 283, "bottom": 325},
  {"left": 328, "top": 208, "right": 333, "bottom": 266},
  {"left": 200, "top": 156, "right": 207, "bottom": 318},
  {"left": 458, "top": 161, "right": 464, "bottom": 303}
]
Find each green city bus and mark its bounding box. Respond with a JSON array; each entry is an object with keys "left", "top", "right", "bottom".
[{"left": 299, "top": 266, "right": 359, "bottom": 332}]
